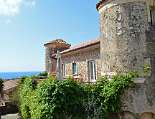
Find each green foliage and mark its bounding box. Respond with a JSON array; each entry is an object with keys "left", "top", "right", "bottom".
[
  {"left": 30, "top": 75, "right": 40, "bottom": 79},
  {"left": 20, "top": 76, "right": 29, "bottom": 80},
  {"left": 19, "top": 78, "right": 34, "bottom": 119},
  {"left": 81, "top": 73, "right": 137, "bottom": 118},
  {"left": 20, "top": 72, "right": 48, "bottom": 81},
  {"left": 19, "top": 73, "right": 137, "bottom": 119},
  {"left": 19, "top": 78, "right": 85, "bottom": 119},
  {"left": 34, "top": 79, "right": 85, "bottom": 119},
  {"left": 0, "top": 78, "right": 3, "bottom": 94},
  {"left": 101, "top": 73, "right": 136, "bottom": 114},
  {"left": 38, "top": 72, "right": 48, "bottom": 77},
  {"left": 143, "top": 64, "right": 151, "bottom": 75},
  {"left": 81, "top": 76, "right": 109, "bottom": 119}
]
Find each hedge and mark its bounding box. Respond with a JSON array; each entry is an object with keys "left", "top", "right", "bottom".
[{"left": 19, "top": 73, "right": 137, "bottom": 119}]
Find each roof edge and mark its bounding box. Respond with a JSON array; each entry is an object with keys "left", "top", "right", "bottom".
[
  {"left": 44, "top": 39, "right": 71, "bottom": 47},
  {"left": 96, "top": 0, "right": 109, "bottom": 10},
  {"left": 61, "top": 39, "right": 100, "bottom": 54}
]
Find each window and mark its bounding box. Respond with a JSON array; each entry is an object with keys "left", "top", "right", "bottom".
[
  {"left": 147, "top": 0, "right": 155, "bottom": 25},
  {"left": 88, "top": 60, "right": 96, "bottom": 82},
  {"left": 150, "top": 7, "right": 155, "bottom": 25},
  {"left": 62, "top": 64, "right": 66, "bottom": 77},
  {"left": 150, "top": 9, "right": 153, "bottom": 25},
  {"left": 72, "top": 63, "right": 78, "bottom": 75}
]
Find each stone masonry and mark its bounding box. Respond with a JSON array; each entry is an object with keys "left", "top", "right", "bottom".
[
  {"left": 97, "top": 0, "right": 155, "bottom": 118},
  {"left": 61, "top": 43, "right": 101, "bottom": 82},
  {"left": 44, "top": 39, "right": 101, "bottom": 82},
  {"left": 99, "top": 0, "right": 148, "bottom": 74}
]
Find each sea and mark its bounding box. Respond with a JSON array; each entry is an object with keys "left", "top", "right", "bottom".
[{"left": 0, "top": 71, "right": 41, "bottom": 80}]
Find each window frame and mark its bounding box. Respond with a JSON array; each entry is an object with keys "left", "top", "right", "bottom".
[
  {"left": 147, "top": 0, "right": 155, "bottom": 26},
  {"left": 87, "top": 60, "right": 97, "bottom": 82},
  {"left": 150, "top": 9, "right": 153, "bottom": 25},
  {"left": 72, "top": 62, "right": 78, "bottom": 75},
  {"left": 150, "top": 8, "right": 155, "bottom": 25},
  {"left": 62, "top": 63, "right": 66, "bottom": 77}
]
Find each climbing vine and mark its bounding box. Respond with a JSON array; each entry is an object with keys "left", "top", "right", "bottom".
[{"left": 19, "top": 72, "right": 138, "bottom": 119}]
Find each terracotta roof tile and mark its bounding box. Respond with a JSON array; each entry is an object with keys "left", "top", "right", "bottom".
[
  {"left": 44, "top": 39, "right": 71, "bottom": 47},
  {"left": 61, "top": 38, "right": 100, "bottom": 54},
  {"left": 3, "top": 80, "right": 18, "bottom": 91}
]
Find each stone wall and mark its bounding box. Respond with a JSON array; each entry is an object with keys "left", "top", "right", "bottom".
[
  {"left": 98, "top": 0, "right": 155, "bottom": 119},
  {"left": 61, "top": 44, "right": 101, "bottom": 82},
  {"left": 119, "top": 22, "right": 155, "bottom": 119},
  {"left": 45, "top": 48, "right": 57, "bottom": 74},
  {"left": 99, "top": 1, "right": 148, "bottom": 74},
  {"left": 45, "top": 47, "right": 51, "bottom": 73}
]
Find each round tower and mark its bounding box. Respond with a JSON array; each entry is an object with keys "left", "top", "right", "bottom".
[
  {"left": 44, "top": 39, "right": 71, "bottom": 74},
  {"left": 97, "top": 0, "right": 150, "bottom": 75}
]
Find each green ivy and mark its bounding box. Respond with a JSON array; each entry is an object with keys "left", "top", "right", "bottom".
[
  {"left": 143, "top": 64, "right": 151, "bottom": 76},
  {"left": 19, "top": 78, "right": 85, "bottom": 119},
  {"left": 101, "top": 73, "right": 136, "bottom": 114},
  {"left": 19, "top": 72, "right": 137, "bottom": 119}
]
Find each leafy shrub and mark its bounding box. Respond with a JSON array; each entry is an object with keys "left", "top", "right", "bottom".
[
  {"left": 38, "top": 72, "right": 48, "bottom": 77},
  {"left": 19, "top": 78, "right": 34, "bottom": 119},
  {"left": 101, "top": 73, "right": 136, "bottom": 114},
  {"left": 19, "top": 77, "right": 85, "bottom": 119},
  {"left": 19, "top": 73, "right": 137, "bottom": 119},
  {"left": 20, "top": 76, "right": 29, "bottom": 79},
  {"left": 81, "top": 73, "right": 137, "bottom": 118},
  {"left": 20, "top": 72, "right": 48, "bottom": 82},
  {"left": 0, "top": 78, "right": 3, "bottom": 94}
]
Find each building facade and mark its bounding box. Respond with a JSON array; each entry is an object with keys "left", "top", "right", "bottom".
[
  {"left": 45, "top": 0, "right": 155, "bottom": 118},
  {"left": 44, "top": 39, "right": 101, "bottom": 82}
]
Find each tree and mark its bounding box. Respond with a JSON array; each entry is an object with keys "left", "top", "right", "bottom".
[{"left": 0, "top": 79, "right": 3, "bottom": 98}]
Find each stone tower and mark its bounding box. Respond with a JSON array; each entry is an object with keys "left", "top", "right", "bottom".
[
  {"left": 97, "top": 0, "right": 155, "bottom": 119},
  {"left": 44, "top": 39, "right": 71, "bottom": 74},
  {"left": 97, "top": 0, "right": 151, "bottom": 75}
]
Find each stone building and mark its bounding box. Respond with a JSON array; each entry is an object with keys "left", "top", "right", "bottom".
[
  {"left": 45, "top": 0, "right": 155, "bottom": 118},
  {"left": 44, "top": 39, "right": 101, "bottom": 82}
]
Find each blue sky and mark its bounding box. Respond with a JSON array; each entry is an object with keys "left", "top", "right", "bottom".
[{"left": 0, "top": 0, "right": 99, "bottom": 72}]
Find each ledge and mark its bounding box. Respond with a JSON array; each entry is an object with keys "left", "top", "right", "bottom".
[{"left": 133, "top": 78, "right": 146, "bottom": 83}]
